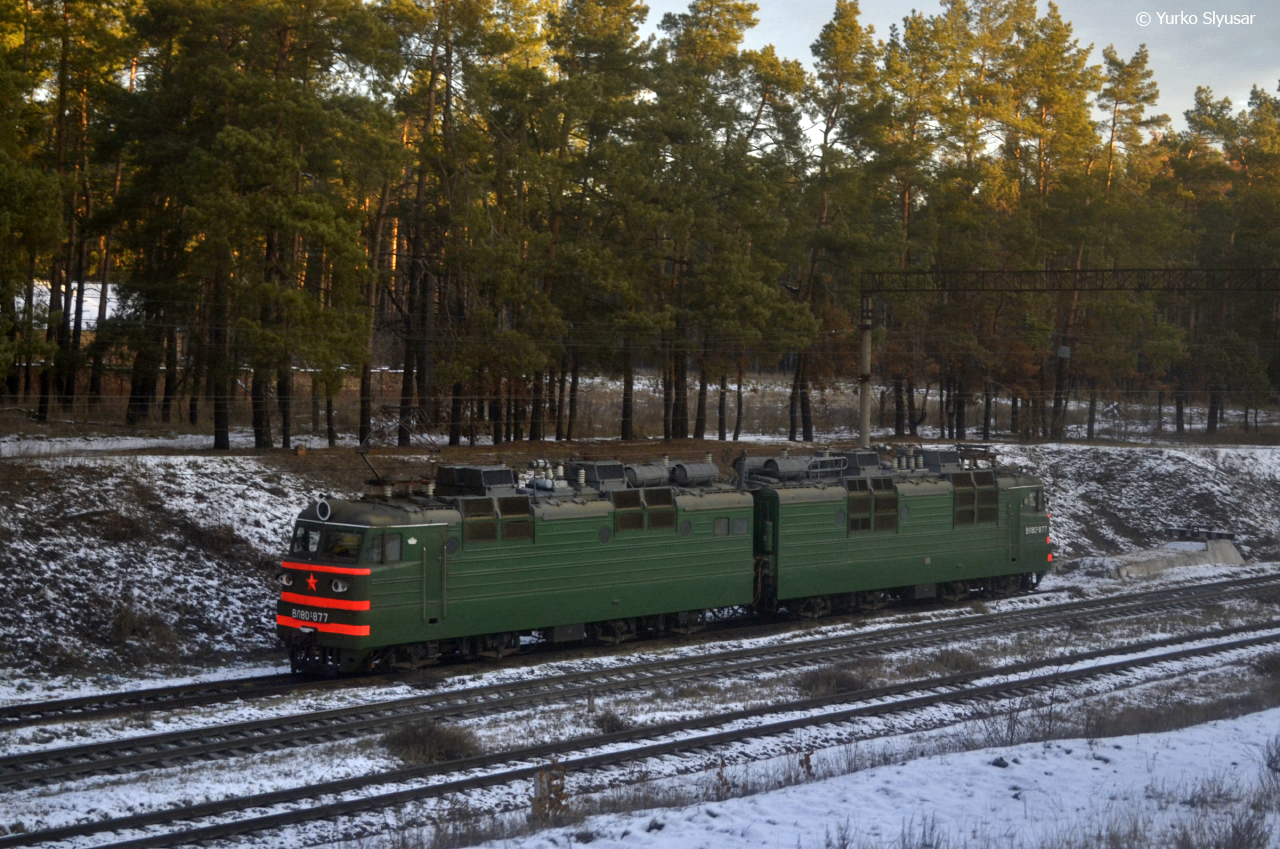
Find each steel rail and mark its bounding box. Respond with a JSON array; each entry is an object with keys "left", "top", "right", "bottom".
[
  {"left": 2, "top": 571, "right": 1278, "bottom": 791},
  {"left": 9, "top": 619, "right": 1280, "bottom": 849},
  {"left": 0, "top": 674, "right": 392, "bottom": 732}
]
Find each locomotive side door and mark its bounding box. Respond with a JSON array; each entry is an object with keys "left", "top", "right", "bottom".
[
  {"left": 419, "top": 523, "right": 447, "bottom": 623},
  {"left": 1007, "top": 494, "right": 1022, "bottom": 563}
]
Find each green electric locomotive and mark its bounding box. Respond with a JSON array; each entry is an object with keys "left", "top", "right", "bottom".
[{"left": 276, "top": 448, "right": 1052, "bottom": 673}]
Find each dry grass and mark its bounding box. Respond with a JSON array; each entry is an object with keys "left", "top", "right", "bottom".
[
  {"left": 795, "top": 662, "right": 879, "bottom": 698},
  {"left": 591, "top": 709, "right": 632, "bottom": 734},
  {"left": 382, "top": 720, "right": 482, "bottom": 766},
  {"left": 898, "top": 647, "right": 984, "bottom": 680}
]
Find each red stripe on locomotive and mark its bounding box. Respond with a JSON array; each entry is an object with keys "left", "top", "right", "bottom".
[
  {"left": 280, "top": 591, "right": 370, "bottom": 611},
  {"left": 276, "top": 614, "right": 371, "bottom": 636},
  {"left": 281, "top": 560, "right": 371, "bottom": 576}
]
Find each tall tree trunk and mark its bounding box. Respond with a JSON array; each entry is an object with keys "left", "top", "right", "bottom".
[
  {"left": 567, "top": 356, "right": 580, "bottom": 441},
  {"left": 954, "top": 375, "right": 966, "bottom": 440},
  {"left": 492, "top": 380, "right": 504, "bottom": 445},
  {"left": 66, "top": 234, "right": 87, "bottom": 410},
  {"left": 942, "top": 375, "right": 952, "bottom": 439},
  {"left": 211, "top": 266, "right": 230, "bottom": 448},
  {"left": 325, "top": 389, "right": 337, "bottom": 447},
  {"left": 733, "top": 361, "right": 744, "bottom": 441},
  {"left": 359, "top": 363, "right": 373, "bottom": 446},
  {"left": 788, "top": 355, "right": 800, "bottom": 441},
  {"left": 310, "top": 378, "right": 320, "bottom": 434},
  {"left": 1010, "top": 395, "right": 1019, "bottom": 439},
  {"left": 188, "top": 346, "right": 201, "bottom": 426},
  {"left": 555, "top": 352, "right": 568, "bottom": 441},
  {"left": 251, "top": 368, "right": 272, "bottom": 448},
  {"left": 468, "top": 388, "right": 478, "bottom": 447},
  {"left": 277, "top": 364, "right": 292, "bottom": 450},
  {"left": 1155, "top": 390, "right": 1164, "bottom": 433},
  {"left": 717, "top": 374, "right": 727, "bottom": 441},
  {"left": 160, "top": 326, "right": 177, "bottom": 424},
  {"left": 907, "top": 377, "right": 923, "bottom": 437},
  {"left": 661, "top": 351, "right": 672, "bottom": 441},
  {"left": 1050, "top": 351, "right": 1069, "bottom": 439},
  {"left": 693, "top": 368, "right": 708, "bottom": 440},
  {"left": 529, "top": 371, "right": 544, "bottom": 441},
  {"left": 488, "top": 381, "right": 499, "bottom": 445},
  {"left": 893, "top": 376, "right": 905, "bottom": 436},
  {"left": 672, "top": 346, "right": 688, "bottom": 439},
  {"left": 512, "top": 382, "right": 525, "bottom": 442},
  {"left": 1175, "top": 386, "right": 1186, "bottom": 434},
  {"left": 397, "top": 334, "right": 416, "bottom": 447},
  {"left": 124, "top": 347, "right": 157, "bottom": 427},
  {"left": 799, "top": 356, "right": 813, "bottom": 442},
  {"left": 21, "top": 249, "right": 35, "bottom": 399},
  {"left": 1087, "top": 386, "right": 1097, "bottom": 440},
  {"left": 38, "top": 254, "right": 61, "bottom": 422},
  {"left": 1207, "top": 388, "right": 1221, "bottom": 434},
  {"left": 448, "top": 381, "right": 463, "bottom": 446},
  {"left": 620, "top": 344, "right": 634, "bottom": 441},
  {"left": 982, "top": 383, "right": 992, "bottom": 441}
]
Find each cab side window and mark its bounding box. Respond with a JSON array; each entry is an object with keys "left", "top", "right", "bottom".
[{"left": 367, "top": 533, "right": 404, "bottom": 563}]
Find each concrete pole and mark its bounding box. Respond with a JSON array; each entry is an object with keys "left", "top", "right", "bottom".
[{"left": 859, "top": 294, "right": 873, "bottom": 449}]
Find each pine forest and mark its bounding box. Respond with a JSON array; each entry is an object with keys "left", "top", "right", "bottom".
[{"left": 3, "top": 0, "right": 1280, "bottom": 449}]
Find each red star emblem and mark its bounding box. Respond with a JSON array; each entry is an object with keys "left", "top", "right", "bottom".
[{"left": 306, "top": 573, "right": 318, "bottom": 591}]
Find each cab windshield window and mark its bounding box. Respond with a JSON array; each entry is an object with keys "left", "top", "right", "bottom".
[
  {"left": 291, "top": 524, "right": 321, "bottom": 555},
  {"left": 321, "top": 530, "right": 364, "bottom": 563}
]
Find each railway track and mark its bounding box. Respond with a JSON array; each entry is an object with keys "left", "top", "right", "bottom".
[
  {"left": 3, "top": 570, "right": 1275, "bottom": 734},
  {"left": 0, "top": 674, "right": 322, "bottom": 732},
  {"left": 3, "top": 570, "right": 1279, "bottom": 791},
  {"left": 8, "top": 619, "right": 1280, "bottom": 849}
]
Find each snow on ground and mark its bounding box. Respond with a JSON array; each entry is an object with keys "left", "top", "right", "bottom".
[
  {"left": 0, "top": 454, "right": 338, "bottom": 676},
  {"left": 3, "top": 435, "right": 1280, "bottom": 846},
  {"left": 998, "top": 443, "right": 1280, "bottom": 560},
  {"left": 463, "top": 707, "right": 1280, "bottom": 849}
]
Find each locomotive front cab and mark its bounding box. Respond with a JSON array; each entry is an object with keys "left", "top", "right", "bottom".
[
  {"left": 278, "top": 497, "right": 453, "bottom": 674},
  {"left": 1008, "top": 481, "right": 1053, "bottom": 582},
  {"left": 276, "top": 499, "right": 381, "bottom": 674}
]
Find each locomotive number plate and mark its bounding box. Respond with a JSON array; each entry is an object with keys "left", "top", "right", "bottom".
[
  {"left": 291, "top": 608, "right": 330, "bottom": 624},
  {"left": 1024, "top": 525, "right": 1049, "bottom": 536}
]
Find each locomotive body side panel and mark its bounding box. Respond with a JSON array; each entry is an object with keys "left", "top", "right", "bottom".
[
  {"left": 769, "top": 473, "right": 1051, "bottom": 602},
  {"left": 434, "top": 490, "right": 754, "bottom": 639}
]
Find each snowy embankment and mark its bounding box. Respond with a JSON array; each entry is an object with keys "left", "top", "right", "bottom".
[
  {"left": 0, "top": 455, "right": 334, "bottom": 673},
  {"left": 0, "top": 439, "right": 1278, "bottom": 679},
  {"left": 999, "top": 443, "right": 1280, "bottom": 561}
]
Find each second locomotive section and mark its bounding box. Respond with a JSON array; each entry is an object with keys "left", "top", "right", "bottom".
[{"left": 277, "top": 449, "right": 1052, "bottom": 673}]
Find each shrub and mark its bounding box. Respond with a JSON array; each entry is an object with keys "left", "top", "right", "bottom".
[
  {"left": 383, "top": 720, "right": 481, "bottom": 766},
  {"left": 795, "top": 665, "right": 872, "bottom": 698},
  {"left": 592, "top": 709, "right": 631, "bottom": 734}
]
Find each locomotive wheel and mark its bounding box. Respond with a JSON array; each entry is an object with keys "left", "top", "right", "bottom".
[
  {"left": 590, "top": 619, "right": 637, "bottom": 645},
  {"left": 669, "top": 610, "right": 707, "bottom": 635},
  {"left": 796, "top": 596, "right": 832, "bottom": 620},
  {"left": 987, "top": 575, "right": 1019, "bottom": 598},
  {"left": 855, "top": 591, "right": 887, "bottom": 610},
  {"left": 479, "top": 632, "right": 520, "bottom": 660},
  {"left": 939, "top": 581, "right": 969, "bottom": 603}
]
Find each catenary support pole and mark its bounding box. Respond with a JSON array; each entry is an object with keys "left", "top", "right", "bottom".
[{"left": 860, "top": 294, "right": 872, "bottom": 449}]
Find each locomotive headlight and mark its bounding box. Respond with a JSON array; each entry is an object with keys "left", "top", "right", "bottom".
[
  {"left": 331, "top": 578, "right": 350, "bottom": 593},
  {"left": 278, "top": 572, "right": 294, "bottom": 587}
]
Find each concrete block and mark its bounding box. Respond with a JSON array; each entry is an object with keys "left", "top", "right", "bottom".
[{"left": 1113, "top": 538, "right": 1244, "bottom": 579}]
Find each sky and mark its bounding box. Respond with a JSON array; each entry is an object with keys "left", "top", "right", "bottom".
[{"left": 640, "top": 0, "right": 1280, "bottom": 131}]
